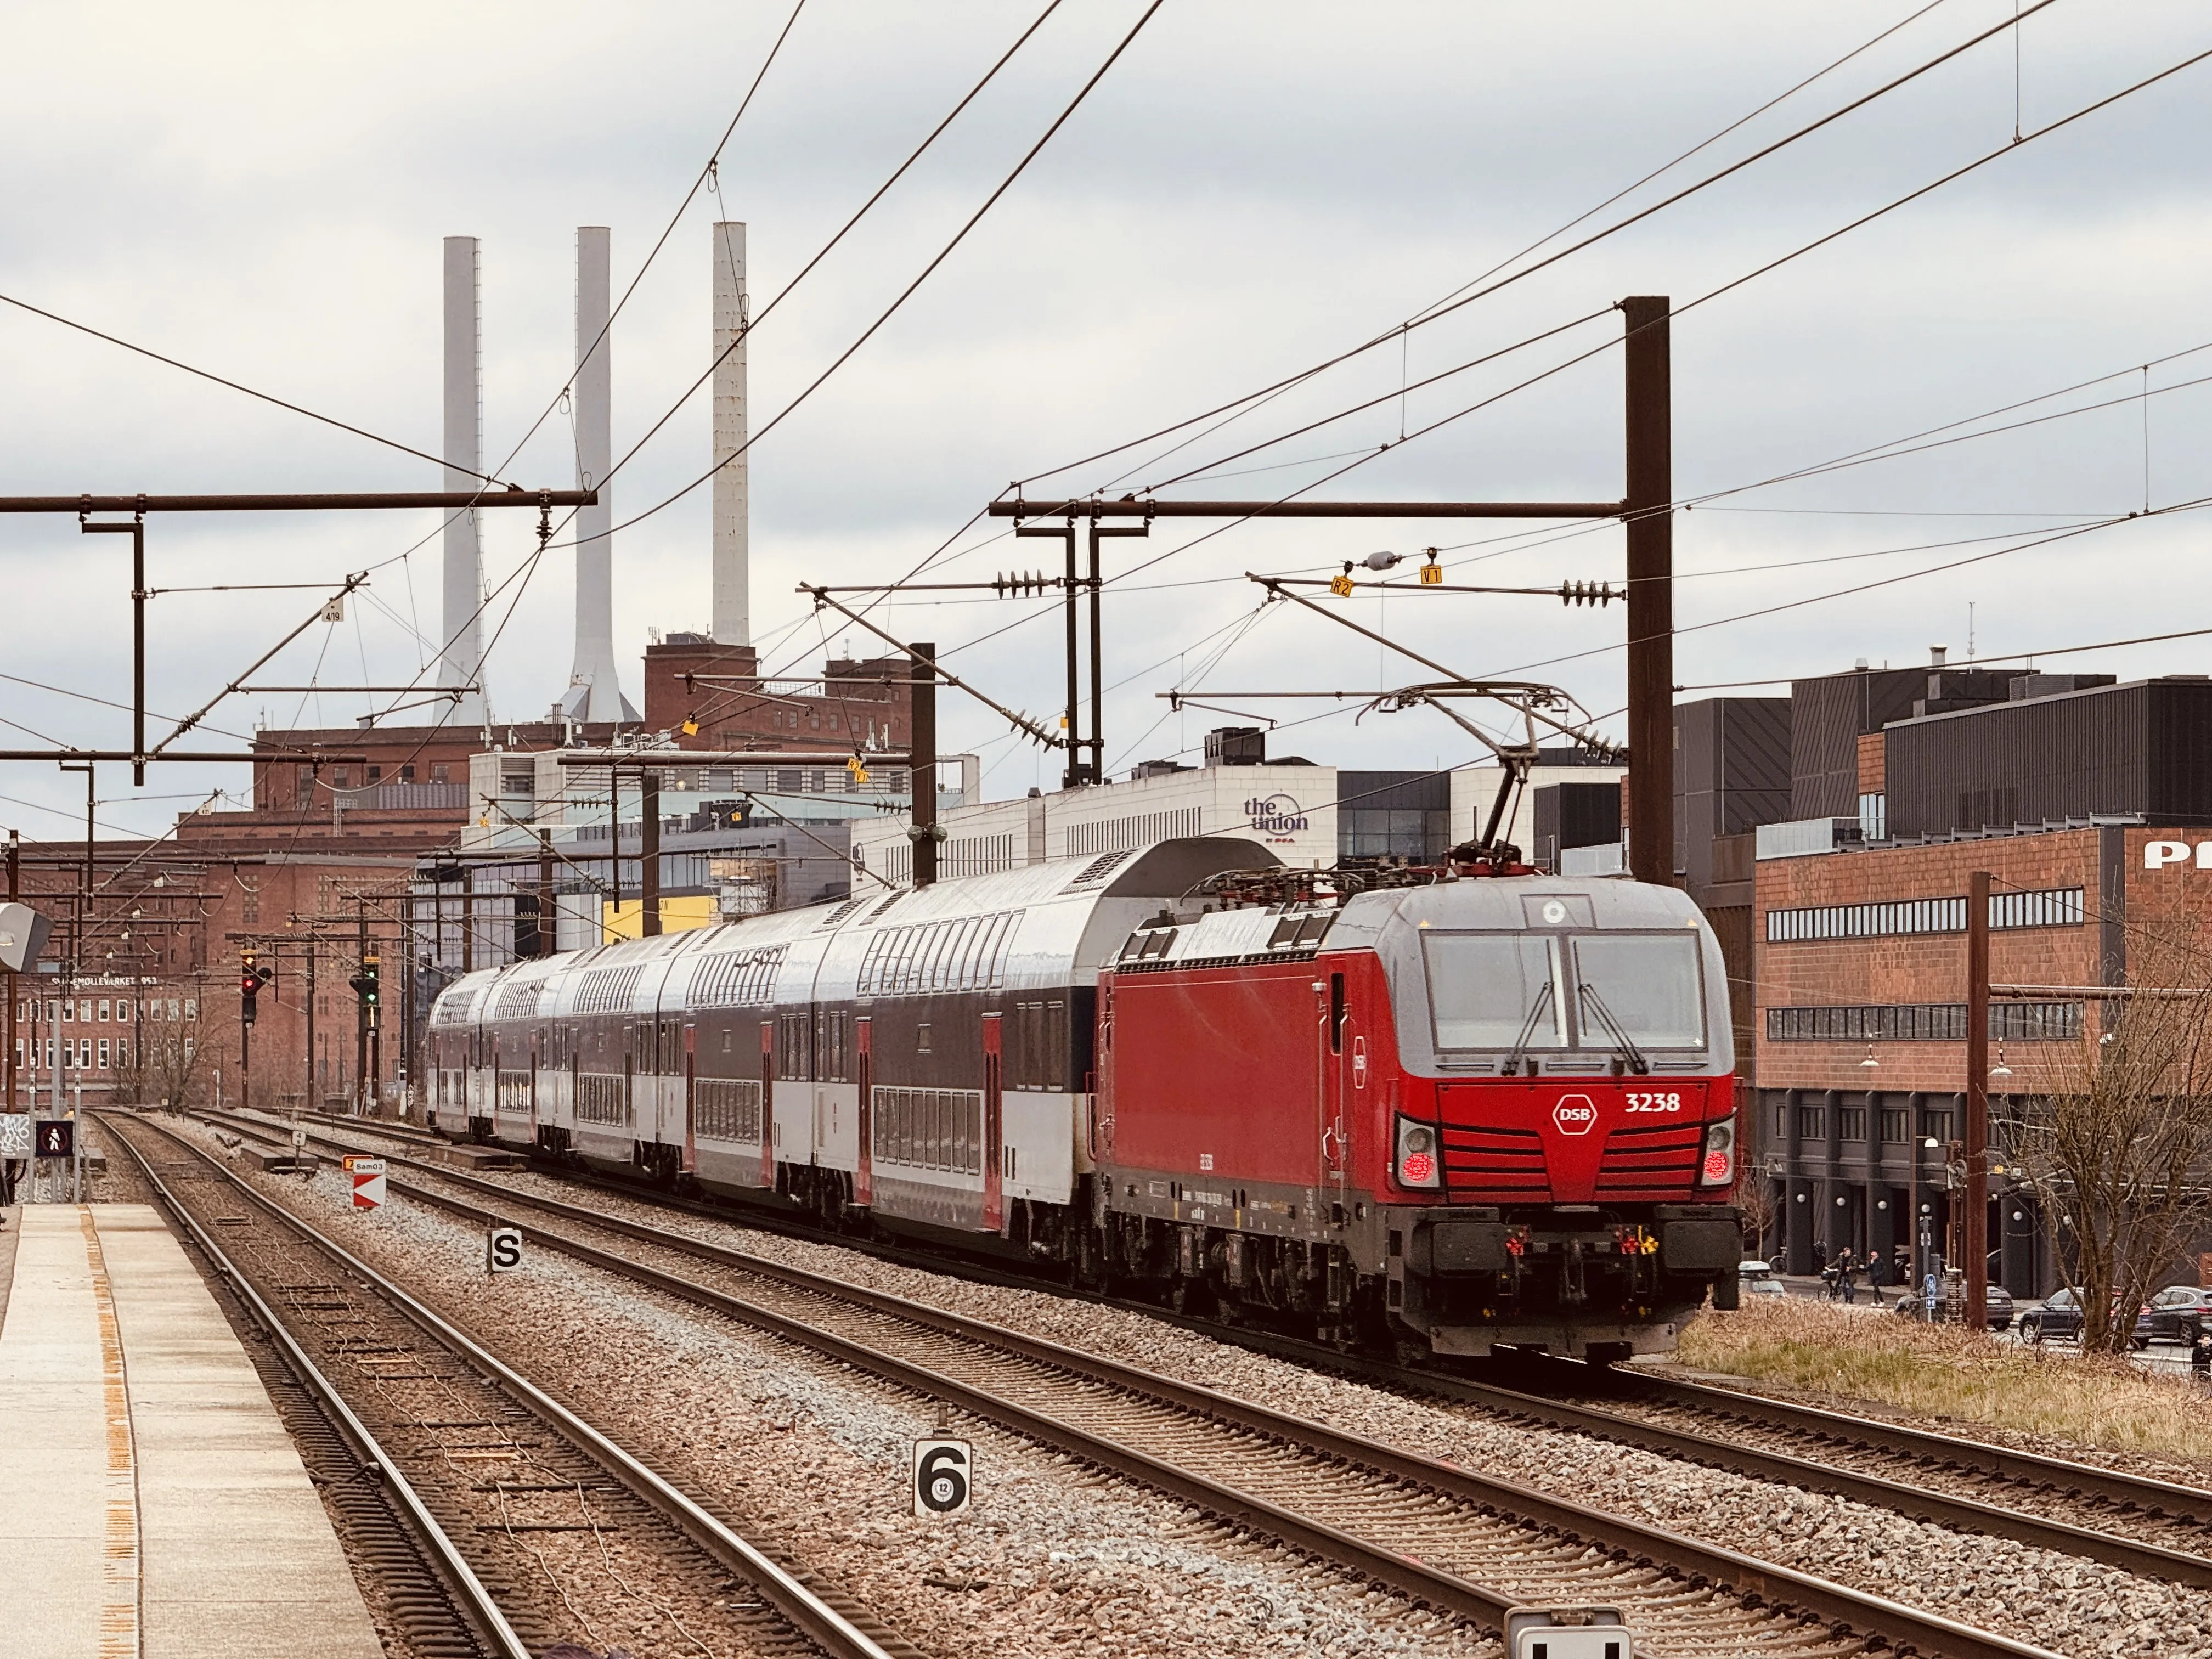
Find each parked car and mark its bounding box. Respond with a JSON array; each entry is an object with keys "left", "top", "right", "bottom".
[
  {"left": 1738, "top": 1260, "right": 1788, "bottom": 1299},
  {"left": 2019, "top": 1286, "right": 2155, "bottom": 1346},
  {"left": 2140, "top": 1285, "right": 2212, "bottom": 1345},
  {"left": 1894, "top": 1284, "right": 2015, "bottom": 1330}
]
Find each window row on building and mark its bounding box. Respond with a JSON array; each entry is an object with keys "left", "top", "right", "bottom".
[
  {"left": 1765, "top": 887, "right": 2083, "bottom": 943},
  {"left": 17, "top": 997, "right": 196, "bottom": 1023},
  {"left": 1065, "top": 808, "right": 1204, "bottom": 860},
  {"left": 13, "top": 1035, "right": 174, "bottom": 1070},
  {"left": 1766, "top": 1001, "right": 2084, "bottom": 1042}
]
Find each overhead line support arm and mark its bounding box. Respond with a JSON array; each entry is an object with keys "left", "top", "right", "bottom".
[{"left": 797, "top": 585, "right": 1059, "bottom": 749}]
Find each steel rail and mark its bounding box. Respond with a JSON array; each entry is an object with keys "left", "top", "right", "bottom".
[
  {"left": 1297, "top": 1352, "right": 2212, "bottom": 1584},
  {"left": 1581, "top": 1363, "right": 2212, "bottom": 1522},
  {"left": 240, "top": 1114, "right": 2065, "bottom": 1659},
  {"left": 129, "top": 1113, "right": 898, "bottom": 1659},
  {"left": 100, "top": 1113, "right": 532, "bottom": 1659},
  {"left": 265, "top": 1111, "right": 2212, "bottom": 1543}
]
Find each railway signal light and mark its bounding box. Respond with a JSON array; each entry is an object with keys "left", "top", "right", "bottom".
[
  {"left": 349, "top": 955, "right": 381, "bottom": 1023},
  {"left": 240, "top": 949, "right": 273, "bottom": 1024}
]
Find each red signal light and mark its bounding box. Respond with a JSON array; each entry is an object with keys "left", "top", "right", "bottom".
[
  {"left": 1702, "top": 1150, "right": 1732, "bottom": 1183},
  {"left": 1401, "top": 1150, "right": 1434, "bottom": 1185}
]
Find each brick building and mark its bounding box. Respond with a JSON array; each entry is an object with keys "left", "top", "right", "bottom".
[
  {"left": 1751, "top": 672, "right": 2212, "bottom": 1293},
  {"left": 6, "top": 637, "right": 916, "bottom": 1117}
]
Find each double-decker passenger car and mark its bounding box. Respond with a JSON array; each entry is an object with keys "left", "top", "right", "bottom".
[{"left": 427, "top": 837, "right": 1741, "bottom": 1362}]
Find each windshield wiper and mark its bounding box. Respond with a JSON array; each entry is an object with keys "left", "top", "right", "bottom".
[
  {"left": 1502, "top": 982, "right": 1554, "bottom": 1076},
  {"left": 1577, "top": 983, "right": 1650, "bottom": 1076}
]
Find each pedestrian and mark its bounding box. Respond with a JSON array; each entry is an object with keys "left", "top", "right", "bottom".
[{"left": 1836, "top": 1247, "right": 1858, "bottom": 1305}]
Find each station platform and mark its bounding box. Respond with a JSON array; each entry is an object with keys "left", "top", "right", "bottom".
[{"left": 0, "top": 1205, "right": 383, "bottom": 1659}]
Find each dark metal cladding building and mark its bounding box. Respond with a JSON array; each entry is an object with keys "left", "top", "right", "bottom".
[
  {"left": 1675, "top": 697, "right": 1792, "bottom": 892},
  {"left": 1787, "top": 668, "right": 1927, "bottom": 821},
  {"left": 1531, "top": 781, "right": 1621, "bottom": 871},
  {"left": 1886, "top": 676, "right": 2212, "bottom": 838}
]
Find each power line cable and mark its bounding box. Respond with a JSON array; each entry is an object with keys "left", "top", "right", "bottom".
[
  {"left": 1011, "top": 0, "right": 2055, "bottom": 493},
  {"left": 1093, "top": 38, "right": 2212, "bottom": 601},
  {"left": 592, "top": 0, "right": 1071, "bottom": 507},
  {"left": 601, "top": 0, "right": 1167, "bottom": 543},
  {"left": 0, "top": 291, "right": 509, "bottom": 486}
]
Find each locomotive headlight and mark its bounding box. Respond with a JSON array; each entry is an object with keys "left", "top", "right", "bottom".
[
  {"left": 1394, "top": 1114, "right": 1442, "bottom": 1190},
  {"left": 1697, "top": 1114, "right": 1737, "bottom": 1188}
]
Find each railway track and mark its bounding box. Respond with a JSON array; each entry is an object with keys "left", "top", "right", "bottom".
[
  {"left": 204, "top": 1107, "right": 2065, "bottom": 1659},
  {"left": 104, "top": 1111, "right": 910, "bottom": 1659},
  {"left": 268, "top": 1107, "right": 2212, "bottom": 1584}
]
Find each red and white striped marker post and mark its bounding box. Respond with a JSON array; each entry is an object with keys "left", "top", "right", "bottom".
[{"left": 343, "top": 1155, "right": 387, "bottom": 1213}]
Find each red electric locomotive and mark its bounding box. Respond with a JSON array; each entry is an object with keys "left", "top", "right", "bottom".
[
  {"left": 430, "top": 837, "right": 1742, "bottom": 1365},
  {"left": 1098, "top": 866, "right": 1742, "bottom": 1362}
]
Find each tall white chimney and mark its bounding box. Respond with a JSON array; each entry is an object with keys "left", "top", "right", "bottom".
[
  {"left": 563, "top": 227, "right": 636, "bottom": 724},
  {"left": 712, "top": 221, "right": 749, "bottom": 646},
  {"left": 439, "top": 235, "right": 488, "bottom": 724}
]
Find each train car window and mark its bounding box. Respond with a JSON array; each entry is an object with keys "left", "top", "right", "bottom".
[
  {"left": 949, "top": 916, "right": 983, "bottom": 987},
  {"left": 1329, "top": 973, "right": 1346, "bottom": 1053},
  {"left": 1568, "top": 934, "right": 1706, "bottom": 1049},
  {"left": 1045, "top": 1000, "right": 1067, "bottom": 1090},
  {"left": 1423, "top": 934, "right": 1566, "bottom": 1051}
]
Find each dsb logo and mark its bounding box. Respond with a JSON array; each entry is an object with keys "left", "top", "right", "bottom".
[{"left": 1551, "top": 1094, "right": 1598, "bottom": 1136}]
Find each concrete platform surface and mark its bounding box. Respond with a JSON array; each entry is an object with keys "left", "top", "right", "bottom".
[{"left": 0, "top": 1205, "right": 383, "bottom": 1659}]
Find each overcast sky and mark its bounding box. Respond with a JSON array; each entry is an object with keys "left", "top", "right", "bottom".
[{"left": 3, "top": 1, "right": 2209, "bottom": 840}]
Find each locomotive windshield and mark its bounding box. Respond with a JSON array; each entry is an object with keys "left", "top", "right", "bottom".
[
  {"left": 1423, "top": 930, "right": 1706, "bottom": 1053},
  {"left": 1568, "top": 933, "right": 1705, "bottom": 1049},
  {"left": 1423, "top": 935, "right": 1565, "bottom": 1049}
]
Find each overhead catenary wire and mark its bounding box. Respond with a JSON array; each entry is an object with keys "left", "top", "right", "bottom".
[
  {"left": 369, "top": 0, "right": 1091, "bottom": 749},
  {"left": 601, "top": 0, "right": 1169, "bottom": 544},
  {"left": 0, "top": 291, "right": 509, "bottom": 487},
  {"left": 1012, "top": 0, "right": 2053, "bottom": 495}
]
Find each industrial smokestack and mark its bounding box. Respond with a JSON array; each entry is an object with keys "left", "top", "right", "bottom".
[
  {"left": 712, "top": 221, "right": 749, "bottom": 645},
  {"left": 563, "top": 227, "right": 636, "bottom": 724},
  {"left": 439, "top": 235, "right": 488, "bottom": 725}
]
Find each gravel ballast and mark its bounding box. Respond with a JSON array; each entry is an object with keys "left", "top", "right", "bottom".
[
  {"left": 416, "top": 1152, "right": 2212, "bottom": 1658},
  {"left": 228, "top": 1118, "right": 2212, "bottom": 1656},
  {"left": 189, "top": 1121, "right": 1487, "bottom": 1659}
]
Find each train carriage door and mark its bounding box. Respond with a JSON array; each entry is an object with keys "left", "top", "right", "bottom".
[
  {"left": 1320, "top": 974, "right": 1348, "bottom": 1198},
  {"left": 811, "top": 1006, "right": 826, "bottom": 1168},
  {"left": 759, "top": 1019, "right": 776, "bottom": 1189},
  {"left": 981, "top": 1011, "right": 1005, "bottom": 1233},
  {"left": 855, "top": 1017, "right": 873, "bottom": 1206},
  {"left": 682, "top": 1022, "right": 697, "bottom": 1174}
]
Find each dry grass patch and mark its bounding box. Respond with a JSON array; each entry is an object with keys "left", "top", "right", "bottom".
[{"left": 1675, "top": 1295, "right": 2212, "bottom": 1466}]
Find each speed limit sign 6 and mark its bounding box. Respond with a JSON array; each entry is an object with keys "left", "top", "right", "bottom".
[{"left": 912, "top": 1438, "right": 972, "bottom": 1517}]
